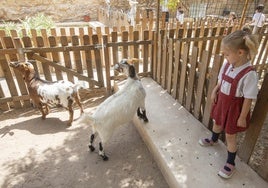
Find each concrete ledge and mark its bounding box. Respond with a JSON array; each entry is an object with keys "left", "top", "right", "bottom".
[{"left": 133, "top": 77, "right": 268, "bottom": 188}]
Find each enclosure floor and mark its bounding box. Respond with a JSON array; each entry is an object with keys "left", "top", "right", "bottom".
[{"left": 132, "top": 77, "right": 268, "bottom": 188}]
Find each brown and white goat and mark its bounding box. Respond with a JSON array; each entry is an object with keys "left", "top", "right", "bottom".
[{"left": 9, "top": 61, "right": 84, "bottom": 126}]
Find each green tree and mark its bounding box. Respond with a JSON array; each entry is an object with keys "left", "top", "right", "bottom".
[{"left": 160, "top": 0, "right": 180, "bottom": 12}]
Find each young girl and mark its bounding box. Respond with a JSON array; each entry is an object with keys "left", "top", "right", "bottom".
[{"left": 199, "top": 27, "right": 259, "bottom": 179}]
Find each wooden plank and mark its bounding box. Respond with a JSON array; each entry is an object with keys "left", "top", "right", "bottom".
[
  {"left": 194, "top": 50, "right": 210, "bottom": 119},
  {"left": 122, "top": 31, "right": 128, "bottom": 58},
  {"left": 78, "top": 28, "right": 86, "bottom": 68},
  {"left": 36, "top": 36, "right": 52, "bottom": 81},
  {"left": 60, "top": 36, "right": 74, "bottom": 83},
  {"left": 255, "top": 34, "right": 268, "bottom": 78},
  {"left": 193, "top": 28, "right": 201, "bottom": 47},
  {"left": 22, "top": 36, "right": 39, "bottom": 77},
  {"left": 83, "top": 35, "right": 94, "bottom": 88},
  {"left": 133, "top": 31, "right": 139, "bottom": 58},
  {"left": 151, "top": 31, "right": 157, "bottom": 80},
  {"left": 60, "top": 28, "right": 67, "bottom": 36},
  {"left": 161, "top": 30, "right": 167, "bottom": 88},
  {"left": 166, "top": 38, "right": 173, "bottom": 94},
  {"left": 202, "top": 54, "right": 223, "bottom": 127},
  {"left": 41, "top": 29, "right": 49, "bottom": 47},
  {"left": 0, "top": 95, "right": 30, "bottom": 104},
  {"left": 214, "top": 27, "right": 225, "bottom": 54},
  {"left": 143, "top": 30, "right": 149, "bottom": 73},
  {"left": 111, "top": 31, "right": 118, "bottom": 70},
  {"left": 0, "top": 30, "right": 6, "bottom": 37},
  {"left": 102, "top": 35, "right": 112, "bottom": 95},
  {"left": 0, "top": 37, "right": 21, "bottom": 108},
  {"left": 50, "top": 28, "right": 57, "bottom": 37},
  {"left": 128, "top": 26, "right": 134, "bottom": 59},
  {"left": 70, "top": 28, "right": 75, "bottom": 36},
  {"left": 207, "top": 27, "right": 217, "bottom": 57},
  {"left": 171, "top": 41, "right": 181, "bottom": 99},
  {"left": 10, "top": 30, "right": 18, "bottom": 38},
  {"left": 32, "top": 53, "right": 100, "bottom": 87},
  {"left": 156, "top": 30, "right": 164, "bottom": 84},
  {"left": 238, "top": 73, "right": 268, "bottom": 163},
  {"left": 13, "top": 38, "right": 32, "bottom": 107},
  {"left": 30, "top": 29, "right": 38, "bottom": 47},
  {"left": 178, "top": 43, "right": 189, "bottom": 105},
  {"left": 79, "top": 28, "right": 85, "bottom": 43},
  {"left": 199, "top": 28, "right": 209, "bottom": 60},
  {"left": 256, "top": 150, "right": 268, "bottom": 181},
  {"left": 0, "top": 77, "right": 9, "bottom": 111},
  {"left": 258, "top": 37, "right": 268, "bottom": 77},
  {"left": 185, "top": 47, "right": 198, "bottom": 111},
  {"left": 21, "top": 29, "right": 27, "bottom": 37},
  {"left": 92, "top": 34, "right": 104, "bottom": 87},
  {"left": 71, "top": 35, "right": 83, "bottom": 74},
  {"left": 48, "top": 36, "right": 63, "bottom": 80}
]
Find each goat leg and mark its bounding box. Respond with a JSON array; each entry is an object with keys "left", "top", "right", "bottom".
[
  {"left": 74, "top": 93, "right": 84, "bottom": 115},
  {"left": 88, "top": 133, "right": 95, "bottom": 152},
  {"left": 44, "top": 104, "right": 49, "bottom": 115},
  {"left": 99, "top": 142, "right": 108, "bottom": 161},
  {"left": 137, "top": 107, "right": 149, "bottom": 122},
  {"left": 67, "top": 100, "right": 74, "bottom": 126},
  {"left": 137, "top": 107, "right": 142, "bottom": 118},
  {"left": 141, "top": 109, "right": 149, "bottom": 122},
  {"left": 37, "top": 103, "right": 47, "bottom": 120}
]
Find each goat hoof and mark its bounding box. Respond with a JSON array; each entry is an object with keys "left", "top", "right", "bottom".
[
  {"left": 88, "top": 145, "right": 95, "bottom": 152},
  {"left": 101, "top": 155, "right": 109, "bottom": 161}
]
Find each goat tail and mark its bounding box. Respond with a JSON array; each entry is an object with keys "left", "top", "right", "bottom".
[
  {"left": 74, "top": 112, "right": 95, "bottom": 126},
  {"left": 73, "top": 80, "right": 87, "bottom": 92}
]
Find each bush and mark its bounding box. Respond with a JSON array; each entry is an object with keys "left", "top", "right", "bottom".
[{"left": 0, "top": 13, "right": 55, "bottom": 37}]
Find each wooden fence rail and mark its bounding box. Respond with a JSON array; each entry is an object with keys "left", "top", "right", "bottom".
[{"left": 0, "top": 24, "right": 267, "bottom": 180}]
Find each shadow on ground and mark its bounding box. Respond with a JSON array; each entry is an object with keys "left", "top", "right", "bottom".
[{"left": 0, "top": 96, "right": 168, "bottom": 188}]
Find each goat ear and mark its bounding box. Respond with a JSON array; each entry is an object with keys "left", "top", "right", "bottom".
[
  {"left": 129, "top": 65, "right": 136, "bottom": 78},
  {"left": 131, "top": 58, "right": 140, "bottom": 64},
  {"left": 127, "top": 58, "right": 139, "bottom": 65}
]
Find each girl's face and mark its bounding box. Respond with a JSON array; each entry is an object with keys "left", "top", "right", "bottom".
[{"left": 221, "top": 45, "right": 244, "bottom": 67}]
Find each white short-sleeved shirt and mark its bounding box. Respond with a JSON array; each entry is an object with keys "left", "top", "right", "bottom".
[
  {"left": 218, "top": 61, "right": 259, "bottom": 99},
  {"left": 252, "top": 12, "right": 266, "bottom": 27}
]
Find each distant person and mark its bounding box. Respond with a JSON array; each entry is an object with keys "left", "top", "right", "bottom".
[
  {"left": 161, "top": 0, "right": 169, "bottom": 22},
  {"left": 250, "top": 4, "right": 266, "bottom": 34},
  {"left": 176, "top": 6, "right": 184, "bottom": 24},
  {"left": 199, "top": 26, "right": 259, "bottom": 179},
  {"left": 227, "top": 12, "right": 236, "bottom": 26}
]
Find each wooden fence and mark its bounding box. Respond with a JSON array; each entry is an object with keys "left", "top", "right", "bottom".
[
  {"left": 0, "top": 23, "right": 267, "bottom": 180},
  {"left": 98, "top": 7, "right": 241, "bottom": 31}
]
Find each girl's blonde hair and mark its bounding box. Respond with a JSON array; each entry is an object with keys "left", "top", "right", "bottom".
[{"left": 222, "top": 26, "right": 259, "bottom": 60}]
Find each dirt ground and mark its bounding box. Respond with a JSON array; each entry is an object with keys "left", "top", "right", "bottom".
[{"left": 0, "top": 96, "right": 168, "bottom": 188}]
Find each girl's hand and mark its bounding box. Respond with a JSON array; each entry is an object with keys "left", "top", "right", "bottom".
[
  {"left": 211, "top": 90, "right": 218, "bottom": 103},
  {"left": 211, "top": 83, "right": 220, "bottom": 104},
  {"left": 237, "top": 116, "right": 247, "bottom": 128}
]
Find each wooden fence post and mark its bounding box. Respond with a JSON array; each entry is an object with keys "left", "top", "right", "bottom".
[
  {"left": 102, "top": 35, "right": 112, "bottom": 95},
  {"left": 238, "top": 73, "right": 268, "bottom": 163}
]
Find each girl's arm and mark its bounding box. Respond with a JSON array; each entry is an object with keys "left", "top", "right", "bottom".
[
  {"left": 237, "top": 98, "right": 253, "bottom": 127},
  {"left": 211, "top": 82, "right": 220, "bottom": 103}
]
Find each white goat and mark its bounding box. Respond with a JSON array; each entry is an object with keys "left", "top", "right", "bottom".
[{"left": 75, "top": 58, "right": 148, "bottom": 160}]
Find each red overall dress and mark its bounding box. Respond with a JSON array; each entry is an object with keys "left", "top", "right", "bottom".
[{"left": 211, "top": 63, "right": 254, "bottom": 134}]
